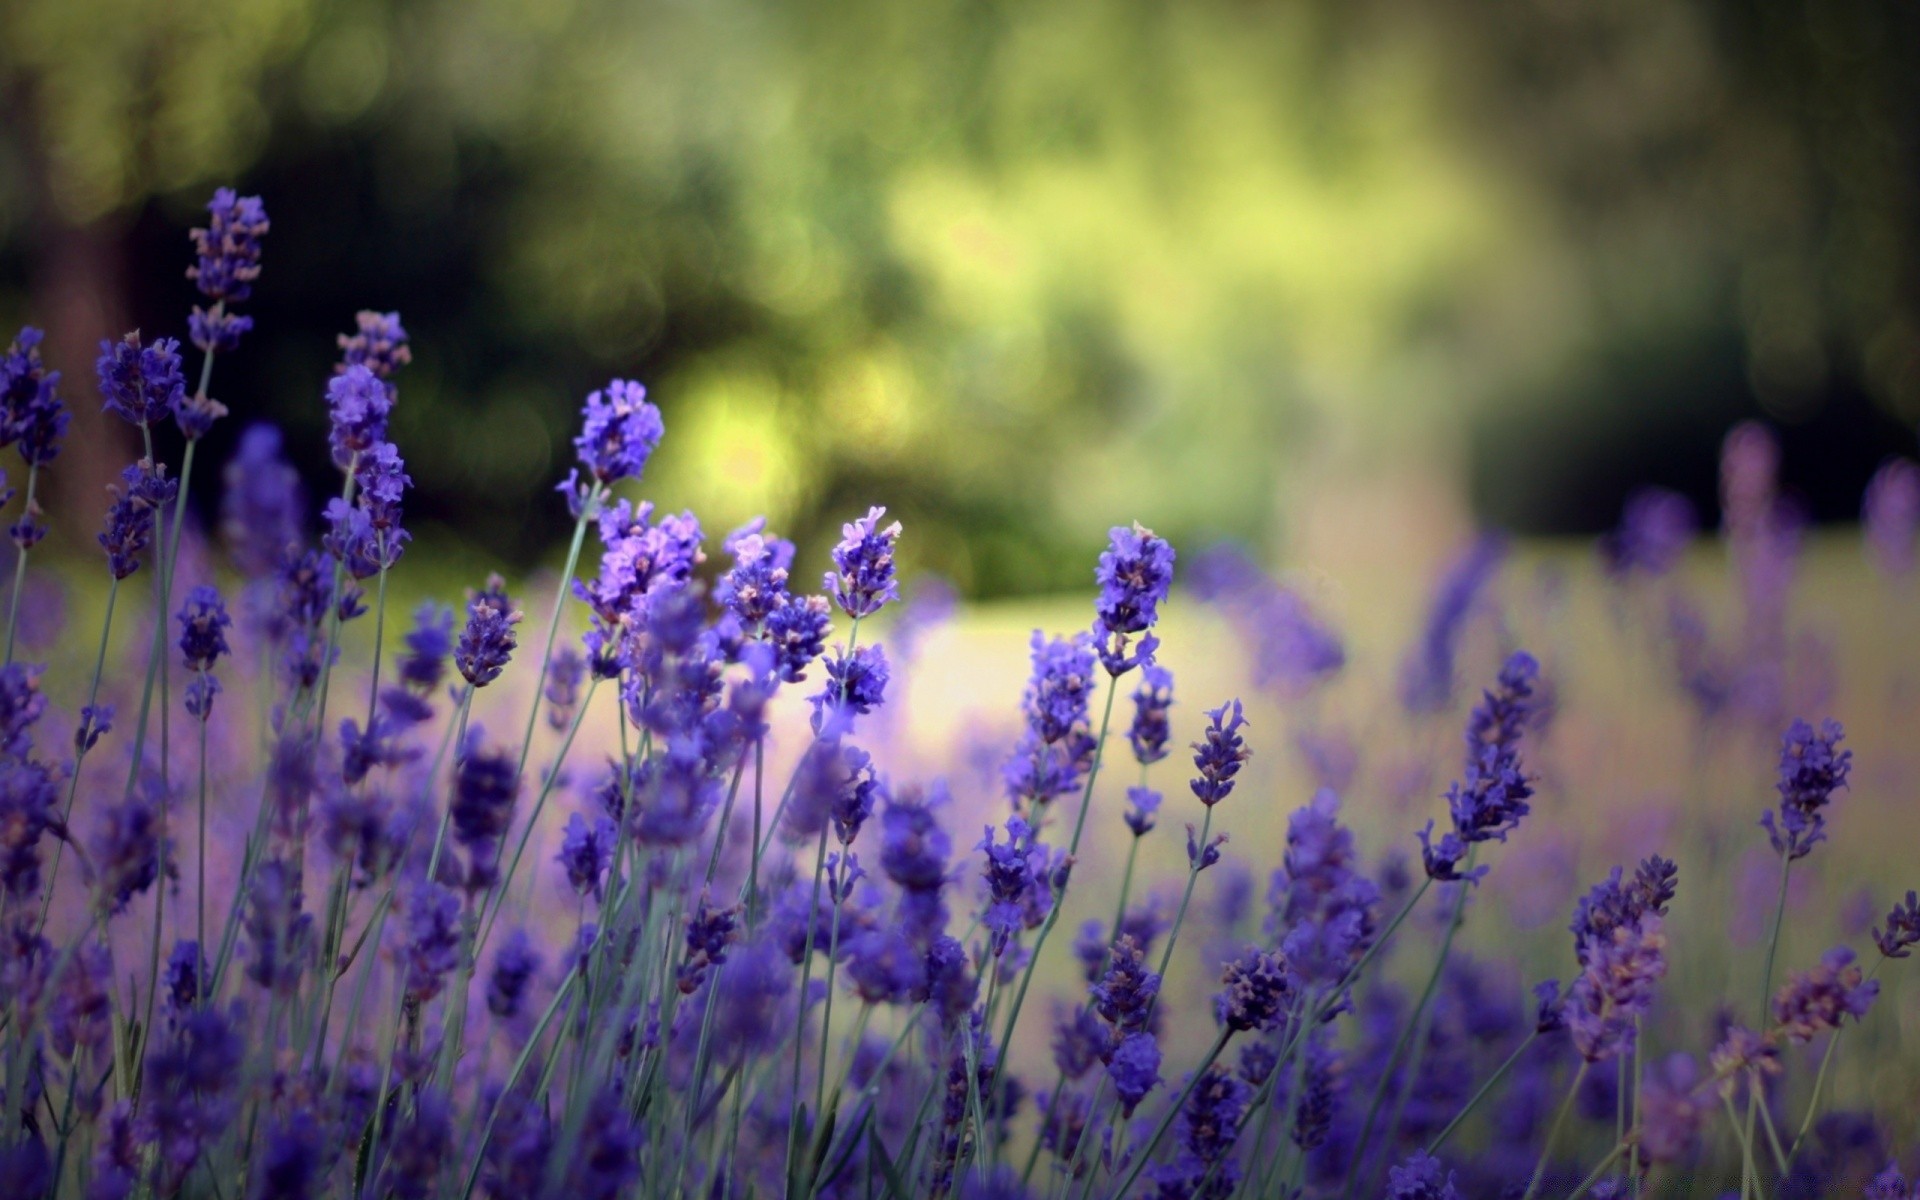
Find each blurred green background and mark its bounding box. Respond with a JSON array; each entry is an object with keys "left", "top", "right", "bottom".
[{"left": 1, "top": 0, "right": 1917, "bottom": 592}]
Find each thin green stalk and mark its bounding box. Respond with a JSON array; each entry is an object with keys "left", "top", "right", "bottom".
[
  {"left": 1521, "top": 1062, "right": 1590, "bottom": 1200},
  {"left": 120, "top": 434, "right": 200, "bottom": 803},
  {"left": 1784, "top": 956, "right": 1884, "bottom": 1169},
  {"left": 1340, "top": 863, "right": 1473, "bottom": 1200},
  {"left": 816, "top": 853, "right": 849, "bottom": 1120},
  {"left": 474, "top": 675, "right": 601, "bottom": 955},
  {"left": 1149, "top": 804, "right": 1213, "bottom": 994},
  {"left": 37, "top": 575, "right": 122, "bottom": 934},
  {"left": 783, "top": 823, "right": 833, "bottom": 1194},
  {"left": 1569, "top": 1143, "right": 1633, "bottom": 1199},
  {"left": 1427, "top": 1029, "right": 1538, "bottom": 1153},
  {"left": 457, "top": 963, "right": 580, "bottom": 1199},
  {"left": 1724, "top": 1090, "right": 1761, "bottom": 1200},
  {"left": 746, "top": 738, "right": 765, "bottom": 927},
  {"left": 1758, "top": 855, "right": 1792, "bottom": 1020},
  {"left": 1110, "top": 1027, "right": 1234, "bottom": 1198},
  {"left": 988, "top": 675, "right": 1122, "bottom": 1120},
  {"left": 4, "top": 461, "right": 39, "bottom": 665},
  {"left": 195, "top": 679, "right": 210, "bottom": 1001},
  {"left": 422, "top": 685, "right": 477, "bottom": 882},
  {"left": 514, "top": 484, "right": 601, "bottom": 779}
]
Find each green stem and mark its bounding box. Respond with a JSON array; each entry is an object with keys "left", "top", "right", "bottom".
[
  {"left": 514, "top": 485, "right": 601, "bottom": 779},
  {"left": 196, "top": 689, "right": 210, "bottom": 1001},
  {"left": 1110, "top": 1027, "right": 1234, "bottom": 1198},
  {"left": 36, "top": 575, "right": 121, "bottom": 934},
  {"left": 1340, "top": 863, "right": 1472, "bottom": 1200},
  {"left": 457, "top": 964, "right": 581, "bottom": 1200},
  {"left": 1521, "top": 1062, "right": 1590, "bottom": 1200},
  {"left": 1427, "top": 1029, "right": 1538, "bottom": 1153},
  {"left": 783, "top": 824, "right": 833, "bottom": 1194},
  {"left": 4, "top": 461, "right": 38, "bottom": 666}
]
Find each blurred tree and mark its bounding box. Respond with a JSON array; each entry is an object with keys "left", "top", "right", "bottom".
[{"left": 1, "top": 0, "right": 1915, "bottom": 589}]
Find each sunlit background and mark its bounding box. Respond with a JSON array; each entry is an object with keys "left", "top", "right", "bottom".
[{"left": 2, "top": 0, "right": 1917, "bottom": 589}]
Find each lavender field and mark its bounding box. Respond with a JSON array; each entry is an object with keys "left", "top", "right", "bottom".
[{"left": 3, "top": 190, "right": 1920, "bottom": 1200}]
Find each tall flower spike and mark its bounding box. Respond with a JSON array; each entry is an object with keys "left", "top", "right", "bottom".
[
  {"left": 455, "top": 575, "right": 522, "bottom": 688},
  {"left": 1761, "top": 718, "right": 1851, "bottom": 861},
  {"left": 1128, "top": 663, "right": 1174, "bottom": 765},
  {"left": 99, "top": 461, "right": 177, "bottom": 580},
  {"left": 186, "top": 188, "right": 268, "bottom": 353},
  {"left": 97, "top": 332, "right": 185, "bottom": 429},
  {"left": 2, "top": 326, "right": 68, "bottom": 472},
  {"left": 1771, "top": 946, "right": 1878, "bottom": 1043},
  {"left": 1093, "top": 521, "right": 1174, "bottom": 674},
  {"left": 1190, "top": 699, "right": 1250, "bottom": 806},
  {"left": 826, "top": 505, "right": 901, "bottom": 619},
  {"left": 220, "top": 424, "right": 305, "bottom": 578},
  {"left": 571, "top": 378, "right": 664, "bottom": 488}
]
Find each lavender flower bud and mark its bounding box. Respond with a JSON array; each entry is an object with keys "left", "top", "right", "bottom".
[
  {"left": 1189, "top": 699, "right": 1250, "bottom": 806},
  {"left": 1761, "top": 718, "right": 1851, "bottom": 861},
  {"left": 186, "top": 188, "right": 268, "bottom": 351},
  {"left": 96, "top": 332, "right": 184, "bottom": 429},
  {"left": 1127, "top": 663, "right": 1174, "bottom": 765},
  {"left": 455, "top": 575, "right": 522, "bottom": 688},
  {"left": 336, "top": 310, "right": 412, "bottom": 383},
  {"left": 826, "top": 505, "right": 901, "bottom": 619},
  {"left": 1, "top": 326, "right": 68, "bottom": 468},
  {"left": 220, "top": 425, "right": 305, "bottom": 578},
  {"left": 573, "top": 378, "right": 663, "bottom": 487}
]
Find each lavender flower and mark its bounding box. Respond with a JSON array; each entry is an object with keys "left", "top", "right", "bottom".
[
  {"left": 1189, "top": 544, "right": 1347, "bottom": 697},
  {"left": 1875, "top": 892, "right": 1920, "bottom": 960},
  {"left": 1152, "top": 1066, "right": 1250, "bottom": 1197},
  {"left": 90, "top": 783, "right": 169, "bottom": 914},
  {"left": 559, "top": 812, "right": 617, "bottom": 899},
  {"left": 326, "top": 364, "right": 394, "bottom": 470},
  {"left": 336, "top": 310, "right": 412, "bottom": 383},
  {"left": 572, "top": 378, "right": 663, "bottom": 487},
  {"left": 455, "top": 574, "right": 522, "bottom": 688},
  {"left": 1419, "top": 651, "right": 1540, "bottom": 883},
  {"left": 220, "top": 424, "right": 305, "bottom": 578},
  {"left": 845, "top": 927, "right": 927, "bottom": 1004},
  {"left": 1601, "top": 487, "right": 1696, "bottom": 580},
  {"left": 1123, "top": 786, "right": 1161, "bottom": 837},
  {"left": 678, "top": 898, "right": 740, "bottom": 994},
  {"left": 0, "top": 759, "right": 61, "bottom": 900},
  {"left": 242, "top": 859, "right": 313, "bottom": 993},
  {"left": 398, "top": 879, "right": 462, "bottom": 1006},
  {"left": 1385, "top": 1150, "right": 1461, "bottom": 1200},
  {"left": 826, "top": 505, "right": 902, "bottom": 619},
  {"left": 98, "top": 460, "right": 177, "bottom": 580},
  {"left": 1095, "top": 521, "right": 1175, "bottom": 631},
  {"left": 1216, "top": 945, "right": 1295, "bottom": 1032},
  {"left": 1128, "top": 662, "right": 1174, "bottom": 765},
  {"left": 1762, "top": 718, "right": 1851, "bottom": 860},
  {"left": 1772, "top": 946, "right": 1878, "bottom": 1043},
  {"left": 1398, "top": 533, "right": 1506, "bottom": 713},
  {"left": 1108, "top": 1030, "right": 1162, "bottom": 1116},
  {"left": 488, "top": 929, "right": 542, "bottom": 1020},
  {"left": 176, "top": 585, "right": 232, "bottom": 672},
  {"left": 1, "top": 326, "right": 68, "bottom": 471},
  {"left": 544, "top": 645, "right": 586, "bottom": 731},
  {"left": 1636, "top": 1053, "right": 1706, "bottom": 1163},
  {"left": 450, "top": 730, "right": 520, "bottom": 892},
  {"left": 97, "top": 332, "right": 184, "bottom": 428},
  {"left": 810, "top": 642, "right": 890, "bottom": 734},
  {"left": 764, "top": 592, "right": 831, "bottom": 683},
  {"left": 1190, "top": 699, "right": 1250, "bottom": 806},
  {"left": 375, "top": 611, "right": 445, "bottom": 706},
  {"left": 186, "top": 188, "right": 268, "bottom": 351}
]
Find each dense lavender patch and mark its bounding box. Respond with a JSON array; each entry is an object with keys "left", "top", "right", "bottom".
[{"left": 0, "top": 190, "right": 1916, "bottom": 1200}]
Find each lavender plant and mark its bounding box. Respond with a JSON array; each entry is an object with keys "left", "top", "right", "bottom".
[{"left": 1, "top": 189, "right": 1917, "bottom": 1200}]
